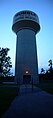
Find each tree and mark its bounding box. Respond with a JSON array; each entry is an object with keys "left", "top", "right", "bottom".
[
  {"left": 48, "top": 59, "right": 53, "bottom": 73},
  {"left": 41, "top": 68, "right": 45, "bottom": 74},
  {"left": 0, "top": 48, "right": 12, "bottom": 77}
]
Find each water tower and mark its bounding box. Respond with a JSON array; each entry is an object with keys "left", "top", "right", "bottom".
[{"left": 12, "top": 10, "right": 40, "bottom": 84}]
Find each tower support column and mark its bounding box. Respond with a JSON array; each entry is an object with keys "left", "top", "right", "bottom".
[{"left": 15, "top": 29, "right": 39, "bottom": 84}]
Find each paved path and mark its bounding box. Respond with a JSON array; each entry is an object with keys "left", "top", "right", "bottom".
[
  {"left": 19, "top": 85, "right": 42, "bottom": 95},
  {"left": 2, "top": 85, "right": 53, "bottom": 118}
]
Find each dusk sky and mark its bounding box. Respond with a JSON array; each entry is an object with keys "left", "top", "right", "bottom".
[{"left": 0, "top": 0, "right": 53, "bottom": 74}]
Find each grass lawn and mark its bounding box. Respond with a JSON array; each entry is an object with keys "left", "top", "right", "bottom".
[
  {"left": 35, "top": 83, "right": 53, "bottom": 94},
  {"left": 0, "top": 85, "right": 18, "bottom": 117}
]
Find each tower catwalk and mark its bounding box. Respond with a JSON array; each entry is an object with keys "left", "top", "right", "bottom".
[{"left": 12, "top": 10, "right": 40, "bottom": 84}]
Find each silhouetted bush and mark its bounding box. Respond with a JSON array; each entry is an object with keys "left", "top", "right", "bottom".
[{"left": 0, "top": 76, "right": 15, "bottom": 82}]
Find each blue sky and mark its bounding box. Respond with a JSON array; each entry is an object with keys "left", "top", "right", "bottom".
[{"left": 0, "top": 0, "right": 53, "bottom": 74}]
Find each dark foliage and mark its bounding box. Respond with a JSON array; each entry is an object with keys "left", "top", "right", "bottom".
[
  {"left": 0, "top": 48, "right": 12, "bottom": 77},
  {"left": 40, "top": 59, "right": 53, "bottom": 83},
  {"left": 41, "top": 68, "right": 45, "bottom": 74},
  {"left": 0, "top": 76, "right": 15, "bottom": 82}
]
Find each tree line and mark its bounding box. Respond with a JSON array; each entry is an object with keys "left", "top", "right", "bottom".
[
  {"left": 40, "top": 60, "right": 53, "bottom": 82},
  {"left": 41, "top": 59, "right": 53, "bottom": 74}
]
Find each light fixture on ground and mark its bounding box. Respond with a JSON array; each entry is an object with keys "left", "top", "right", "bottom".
[{"left": 12, "top": 10, "right": 40, "bottom": 84}]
